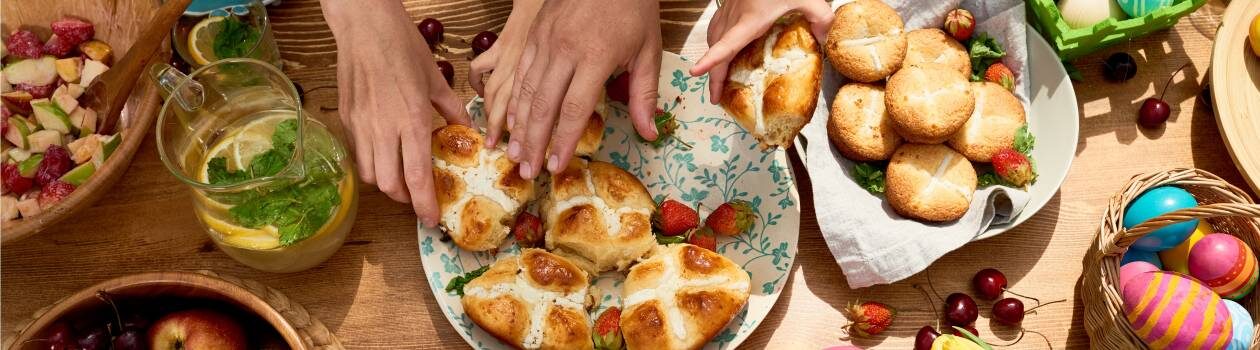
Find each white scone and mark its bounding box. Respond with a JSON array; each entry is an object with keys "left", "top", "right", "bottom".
[
  {"left": 824, "top": 0, "right": 907, "bottom": 82},
  {"left": 432, "top": 124, "right": 536, "bottom": 251},
  {"left": 461, "top": 249, "right": 593, "bottom": 350},
  {"left": 620, "top": 244, "right": 752, "bottom": 350},
  {"left": 885, "top": 64, "right": 975, "bottom": 144},
  {"left": 885, "top": 144, "right": 977, "bottom": 222},
  {"left": 721, "top": 15, "right": 822, "bottom": 149},
  {"left": 541, "top": 159, "right": 656, "bottom": 274},
  {"left": 903, "top": 28, "right": 971, "bottom": 78},
  {"left": 948, "top": 82, "right": 1027, "bottom": 162},
  {"left": 828, "top": 82, "right": 902, "bottom": 161}
]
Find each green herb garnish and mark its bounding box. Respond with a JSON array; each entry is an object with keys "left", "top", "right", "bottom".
[
  {"left": 968, "top": 33, "right": 1006, "bottom": 82},
  {"left": 977, "top": 172, "right": 1003, "bottom": 187},
  {"left": 446, "top": 266, "right": 491, "bottom": 296},
  {"left": 656, "top": 234, "right": 687, "bottom": 245},
  {"left": 1014, "top": 124, "right": 1035, "bottom": 155},
  {"left": 854, "top": 162, "right": 886, "bottom": 194},
  {"left": 213, "top": 16, "right": 261, "bottom": 60}
]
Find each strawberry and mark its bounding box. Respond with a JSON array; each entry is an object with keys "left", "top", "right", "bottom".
[
  {"left": 37, "top": 180, "right": 75, "bottom": 209},
  {"left": 511, "top": 211, "right": 543, "bottom": 247},
  {"left": 843, "top": 301, "right": 896, "bottom": 337},
  {"left": 705, "top": 199, "right": 755, "bottom": 236},
  {"left": 50, "top": 18, "right": 95, "bottom": 46},
  {"left": 2, "top": 163, "right": 33, "bottom": 195},
  {"left": 42, "top": 35, "right": 76, "bottom": 58},
  {"left": 35, "top": 145, "right": 73, "bottom": 187},
  {"left": 606, "top": 73, "right": 630, "bottom": 105},
  {"left": 944, "top": 9, "right": 975, "bottom": 41},
  {"left": 991, "top": 148, "right": 1035, "bottom": 186},
  {"left": 592, "top": 307, "right": 623, "bottom": 350},
  {"left": 642, "top": 108, "right": 691, "bottom": 149},
  {"left": 6, "top": 30, "right": 45, "bottom": 59},
  {"left": 984, "top": 63, "right": 1016, "bottom": 92},
  {"left": 653, "top": 199, "right": 698, "bottom": 236},
  {"left": 687, "top": 227, "right": 717, "bottom": 251}
]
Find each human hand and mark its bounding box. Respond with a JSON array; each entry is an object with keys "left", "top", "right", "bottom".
[
  {"left": 322, "top": 0, "right": 470, "bottom": 227},
  {"left": 468, "top": 0, "right": 544, "bottom": 149},
  {"left": 501, "top": 0, "right": 663, "bottom": 179},
  {"left": 688, "top": 0, "right": 832, "bottom": 104}
]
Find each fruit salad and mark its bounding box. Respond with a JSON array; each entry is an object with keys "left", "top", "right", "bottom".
[{"left": 1, "top": 17, "right": 120, "bottom": 222}]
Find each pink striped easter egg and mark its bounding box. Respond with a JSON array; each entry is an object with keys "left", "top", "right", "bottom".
[
  {"left": 1188, "top": 233, "right": 1260, "bottom": 300},
  {"left": 1122, "top": 271, "right": 1233, "bottom": 350}
]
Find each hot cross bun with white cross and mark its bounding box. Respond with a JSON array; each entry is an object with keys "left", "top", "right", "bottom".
[
  {"left": 824, "top": 0, "right": 907, "bottom": 82},
  {"left": 828, "top": 82, "right": 903, "bottom": 161},
  {"left": 885, "top": 144, "right": 977, "bottom": 222},
  {"left": 949, "top": 82, "right": 1027, "bottom": 162},
  {"left": 885, "top": 64, "right": 975, "bottom": 144},
  {"left": 541, "top": 159, "right": 656, "bottom": 274},
  {"left": 461, "top": 249, "right": 594, "bottom": 350},
  {"left": 903, "top": 28, "right": 971, "bottom": 78},
  {"left": 620, "top": 244, "right": 752, "bottom": 350},
  {"left": 721, "top": 15, "right": 822, "bottom": 149},
  {"left": 432, "top": 124, "right": 536, "bottom": 251}
]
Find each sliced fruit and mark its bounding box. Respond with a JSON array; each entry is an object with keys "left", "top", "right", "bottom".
[
  {"left": 53, "top": 92, "right": 78, "bottom": 115},
  {"left": 78, "top": 40, "right": 113, "bottom": 62},
  {"left": 27, "top": 129, "right": 63, "bottom": 153},
  {"left": 37, "top": 180, "right": 75, "bottom": 209},
  {"left": 15, "top": 197, "right": 41, "bottom": 217},
  {"left": 31, "top": 100, "right": 73, "bottom": 134},
  {"left": 69, "top": 108, "right": 96, "bottom": 137},
  {"left": 15, "top": 83, "right": 56, "bottom": 99},
  {"left": 197, "top": 114, "right": 290, "bottom": 181},
  {"left": 59, "top": 162, "right": 95, "bottom": 186},
  {"left": 5, "top": 115, "right": 34, "bottom": 149},
  {"left": 2, "top": 91, "right": 34, "bottom": 114},
  {"left": 67, "top": 134, "right": 100, "bottom": 164},
  {"left": 187, "top": 16, "right": 228, "bottom": 66},
  {"left": 2, "top": 56, "right": 58, "bottom": 86},
  {"left": 7, "top": 148, "right": 31, "bottom": 162},
  {"left": 2, "top": 163, "right": 32, "bottom": 195},
  {"left": 199, "top": 211, "right": 282, "bottom": 249},
  {"left": 1, "top": 195, "right": 18, "bottom": 221},
  {"left": 80, "top": 59, "right": 108, "bottom": 87},
  {"left": 1, "top": 73, "right": 10, "bottom": 93},
  {"left": 43, "top": 35, "right": 76, "bottom": 58},
  {"left": 18, "top": 154, "right": 43, "bottom": 177},
  {"left": 64, "top": 83, "right": 84, "bottom": 99},
  {"left": 51, "top": 18, "right": 95, "bottom": 46},
  {"left": 54, "top": 57, "right": 83, "bottom": 83},
  {"left": 90, "top": 133, "right": 121, "bottom": 168},
  {"left": 5, "top": 31, "right": 44, "bottom": 59}
]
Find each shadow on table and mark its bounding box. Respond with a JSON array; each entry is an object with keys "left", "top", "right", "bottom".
[{"left": 1071, "top": 26, "right": 1204, "bottom": 154}]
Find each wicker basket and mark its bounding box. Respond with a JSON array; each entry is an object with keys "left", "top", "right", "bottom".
[
  {"left": 1028, "top": 0, "right": 1207, "bottom": 60},
  {"left": 1083, "top": 168, "right": 1260, "bottom": 348}
]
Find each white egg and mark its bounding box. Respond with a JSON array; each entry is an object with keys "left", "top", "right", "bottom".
[{"left": 1058, "top": 0, "right": 1129, "bottom": 29}]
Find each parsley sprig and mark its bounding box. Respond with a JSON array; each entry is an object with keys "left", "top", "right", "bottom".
[{"left": 446, "top": 266, "right": 490, "bottom": 296}]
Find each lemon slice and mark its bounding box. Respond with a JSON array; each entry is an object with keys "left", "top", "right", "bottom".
[
  {"left": 199, "top": 210, "right": 282, "bottom": 250},
  {"left": 198, "top": 113, "right": 293, "bottom": 183},
  {"left": 187, "top": 16, "right": 226, "bottom": 66}
]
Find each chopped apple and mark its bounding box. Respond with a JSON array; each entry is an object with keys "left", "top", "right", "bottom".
[
  {"left": 27, "top": 130, "right": 62, "bottom": 153},
  {"left": 2, "top": 56, "right": 58, "bottom": 86},
  {"left": 5, "top": 115, "right": 35, "bottom": 149},
  {"left": 68, "top": 108, "right": 96, "bottom": 137},
  {"left": 7, "top": 148, "right": 31, "bottom": 162},
  {"left": 64, "top": 83, "right": 83, "bottom": 99},
  {"left": 67, "top": 134, "right": 100, "bottom": 164},
  {"left": 1, "top": 195, "right": 17, "bottom": 221},
  {"left": 31, "top": 100, "right": 73, "bottom": 134},
  {"left": 59, "top": 162, "right": 95, "bottom": 186},
  {"left": 54, "top": 57, "right": 82, "bottom": 83},
  {"left": 18, "top": 154, "right": 42, "bottom": 177},
  {"left": 2, "top": 91, "right": 33, "bottom": 109},
  {"left": 80, "top": 59, "right": 108, "bottom": 87},
  {"left": 52, "top": 92, "right": 78, "bottom": 115},
  {"left": 91, "top": 133, "right": 121, "bottom": 168},
  {"left": 78, "top": 40, "right": 113, "bottom": 62},
  {"left": 0, "top": 73, "right": 10, "bottom": 94},
  {"left": 15, "top": 197, "right": 40, "bottom": 217}
]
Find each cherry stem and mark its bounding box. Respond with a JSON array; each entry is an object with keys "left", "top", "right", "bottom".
[
  {"left": 1158, "top": 62, "right": 1192, "bottom": 101},
  {"left": 913, "top": 284, "right": 941, "bottom": 320},
  {"left": 96, "top": 291, "right": 123, "bottom": 336},
  {"left": 1004, "top": 288, "right": 1042, "bottom": 305},
  {"left": 1023, "top": 298, "right": 1067, "bottom": 314},
  {"left": 925, "top": 268, "right": 944, "bottom": 302}
]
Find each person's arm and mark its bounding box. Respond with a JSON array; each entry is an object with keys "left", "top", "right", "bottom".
[{"left": 319, "top": 0, "right": 469, "bottom": 227}]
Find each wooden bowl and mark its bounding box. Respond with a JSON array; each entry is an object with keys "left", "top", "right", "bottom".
[
  {"left": 1210, "top": 0, "right": 1260, "bottom": 195},
  {"left": 0, "top": 0, "right": 167, "bottom": 242},
  {"left": 3, "top": 270, "right": 343, "bottom": 349}
]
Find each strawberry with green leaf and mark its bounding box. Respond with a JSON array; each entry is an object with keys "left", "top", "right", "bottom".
[
  {"left": 593, "top": 307, "right": 623, "bottom": 350},
  {"left": 640, "top": 109, "right": 692, "bottom": 149},
  {"left": 984, "top": 63, "right": 1016, "bottom": 91},
  {"left": 844, "top": 301, "right": 896, "bottom": 337},
  {"left": 705, "top": 199, "right": 755, "bottom": 236}
]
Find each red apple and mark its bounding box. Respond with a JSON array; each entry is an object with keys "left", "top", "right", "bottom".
[{"left": 148, "top": 309, "right": 246, "bottom": 350}]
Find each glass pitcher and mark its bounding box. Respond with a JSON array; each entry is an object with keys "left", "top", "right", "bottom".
[{"left": 151, "top": 58, "right": 357, "bottom": 273}]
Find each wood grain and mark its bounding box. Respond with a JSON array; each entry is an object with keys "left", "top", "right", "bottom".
[
  {"left": 1, "top": 0, "right": 1253, "bottom": 349},
  {"left": 1210, "top": 0, "right": 1260, "bottom": 196}
]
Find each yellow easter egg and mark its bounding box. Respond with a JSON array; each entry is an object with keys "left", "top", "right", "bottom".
[
  {"left": 931, "top": 334, "right": 985, "bottom": 350},
  {"left": 1159, "top": 221, "right": 1211, "bottom": 274}
]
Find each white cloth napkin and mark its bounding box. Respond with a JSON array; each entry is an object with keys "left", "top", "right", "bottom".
[{"left": 797, "top": 0, "right": 1034, "bottom": 288}]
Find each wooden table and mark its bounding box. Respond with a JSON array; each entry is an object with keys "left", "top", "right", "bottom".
[{"left": 2, "top": 0, "right": 1252, "bottom": 348}]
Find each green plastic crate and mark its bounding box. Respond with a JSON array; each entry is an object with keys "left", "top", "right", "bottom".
[{"left": 1028, "top": 0, "right": 1208, "bottom": 60}]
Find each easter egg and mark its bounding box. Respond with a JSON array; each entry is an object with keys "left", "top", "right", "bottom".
[
  {"left": 1222, "top": 299, "right": 1254, "bottom": 350},
  {"left": 1160, "top": 221, "right": 1211, "bottom": 274},
  {"left": 1115, "top": 0, "right": 1174, "bottom": 18},
  {"left": 1188, "top": 234, "right": 1259, "bottom": 300},
  {"left": 1125, "top": 186, "right": 1200, "bottom": 252},
  {"left": 1059, "top": 0, "right": 1129, "bottom": 28},
  {"left": 1121, "top": 261, "right": 1162, "bottom": 290},
  {"left": 1122, "top": 271, "right": 1233, "bottom": 349},
  {"left": 1123, "top": 249, "right": 1164, "bottom": 269}
]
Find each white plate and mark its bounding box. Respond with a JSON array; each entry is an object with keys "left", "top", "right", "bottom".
[{"left": 419, "top": 51, "right": 801, "bottom": 350}]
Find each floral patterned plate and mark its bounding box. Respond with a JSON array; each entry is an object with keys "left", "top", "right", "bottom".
[{"left": 417, "top": 51, "right": 801, "bottom": 349}]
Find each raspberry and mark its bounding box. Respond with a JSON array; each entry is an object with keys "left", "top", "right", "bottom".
[
  {"left": 6, "top": 30, "right": 45, "bottom": 59},
  {"left": 35, "top": 145, "right": 73, "bottom": 186},
  {"left": 37, "top": 180, "right": 75, "bottom": 209},
  {"left": 15, "top": 83, "right": 56, "bottom": 99},
  {"left": 43, "top": 35, "right": 76, "bottom": 58},
  {"left": 51, "top": 18, "right": 94, "bottom": 46},
  {"left": 2, "top": 163, "right": 33, "bottom": 195}
]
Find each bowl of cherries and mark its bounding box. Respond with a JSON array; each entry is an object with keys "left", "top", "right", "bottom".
[{"left": 5, "top": 271, "right": 330, "bottom": 350}]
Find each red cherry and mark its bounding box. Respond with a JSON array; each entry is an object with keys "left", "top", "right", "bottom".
[
  {"left": 436, "top": 61, "right": 454, "bottom": 87},
  {"left": 471, "top": 31, "right": 497, "bottom": 56},
  {"left": 972, "top": 268, "right": 1008, "bottom": 300},
  {"left": 992, "top": 298, "right": 1026, "bottom": 325},
  {"left": 1138, "top": 98, "right": 1170, "bottom": 129},
  {"left": 944, "top": 293, "right": 978, "bottom": 326},
  {"left": 418, "top": 18, "right": 444, "bottom": 47},
  {"left": 914, "top": 326, "right": 940, "bottom": 350}
]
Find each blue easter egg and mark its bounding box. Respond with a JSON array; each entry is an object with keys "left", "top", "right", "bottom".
[
  {"left": 1223, "top": 299, "right": 1253, "bottom": 350},
  {"left": 1122, "top": 249, "right": 1164, "bottom": 269},
  {"left": 1115, "top": 0, "right": 1173, "bottom": 18},
  {"left": 1125, "top": 186, "right": 1199, "bottom": 252}
]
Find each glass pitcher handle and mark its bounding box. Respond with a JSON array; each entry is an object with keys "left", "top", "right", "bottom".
[{"left": 147, "top": 63, "right": 206, "bottom": 111}]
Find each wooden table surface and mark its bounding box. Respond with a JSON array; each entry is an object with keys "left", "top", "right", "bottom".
[{"left": 3, "top": 0, "right": 1253, "bottom": 348}]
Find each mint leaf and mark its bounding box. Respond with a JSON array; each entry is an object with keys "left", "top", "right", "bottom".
[
  {"left": 656, "top": 234, "right": 687, "bottom": 245},
  {"left": 213, "top": 16, "right": 261, "bottom": 60},
  {"left": 446, "top": 265, "right": 491, "bottom": 296},
  {"left": 1014, "top": 124, "right": 1035, "bottom": 155},
  {"left": 969, "top": 33, "right": 1006, "bottom": 82},
  {"left": 853, "top": 162, "right": 886, "bottom": 194},
  {"left": 207, "top": 157, "right": 248, "bottom": 185}
]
